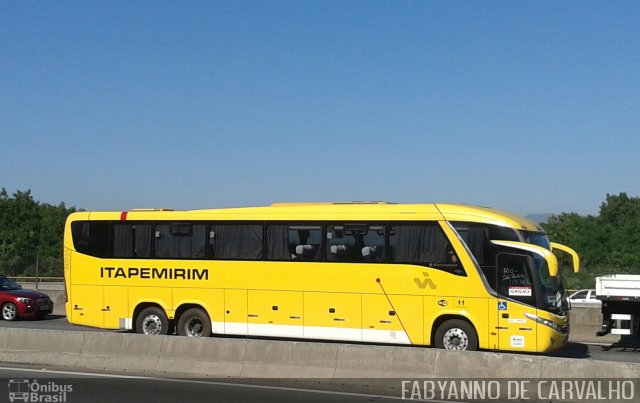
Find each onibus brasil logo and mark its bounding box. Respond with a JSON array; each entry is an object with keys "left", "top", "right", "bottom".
[{"left": 8, "top": 379, "right": 73, "bottom": 402}]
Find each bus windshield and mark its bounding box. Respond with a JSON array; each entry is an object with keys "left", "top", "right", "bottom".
[
  {"left": 533, "top": 255, "right": 563, "bottom": 313},
  {"left": 520, "top": 230, "right": 551, "bottom": 250},
  {"left": 519, "top": 230, "right": 568, "bottom": 311}
]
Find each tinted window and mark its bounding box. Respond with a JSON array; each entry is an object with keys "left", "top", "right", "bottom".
[
  {"left": 113, "top": 223, "right": 153, "bottom": 258},
  {"left": 326, "top": 223, "right": 385, "bottom": 262},
  {"left": 208, "top": 224, "right": 263, "bottom": 260},
  {"left": 388, "top": 223, "right": 464, "bottom": 275},
  {"left": 453, "top": 223, "right": 519, "bottom": 266},
  {"left": 496, "top": 253, "right": 535, "bottom": 305},
  {"left": 0, "top": 277, "right": 21, "bottom": 291},
  {"left": 572, "top": 290, "right": 588, "bottom": 299},
  {"left": 453, "top": 222, "right": 520, "bottom": 285},
  {"left": 521, "top": 230, "right": 551, "bottom": 250},
  {"left": 155, "top": 222, "right": 206, "bottom": 259},
  {"left": 266, "top": 224, "right": 322, "bottom": 261},
  {"left": 71, "top": 221, "right": 110, "bottom": 258}
]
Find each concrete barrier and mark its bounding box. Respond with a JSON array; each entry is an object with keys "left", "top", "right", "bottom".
[
  {"left": 76, "top": 330, "right": 165, "bottom": 373},
  {"left": 0, "top": 327, "right": 638, "bottom": 381},
  {"left": 0, "top": 328, "right": 83, "bottom": 368},
  {"left": 569, "top": 306, "right": 620, "bottom": 344},
  {"left": 158, "top": 335, "right": 247, "bottom": 377},
  {"left": 333, "top": 343, "right": 425, "bottom": 378},
  {"left": 48, "top": 290, "right": 66, "bottom": 315}
]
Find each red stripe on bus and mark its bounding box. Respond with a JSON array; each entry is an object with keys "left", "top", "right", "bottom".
[{"left": 120, "top": 212, "right": 128, "bottom": 221}]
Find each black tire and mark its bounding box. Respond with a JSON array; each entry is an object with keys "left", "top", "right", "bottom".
[
  {"left": 177, "top": 307, "right": 212, "bottom": 337},
  {"left": 1, "top": 302, "right": 18, "bottom": 321},
  {"left": 434, "top": 319, "right": 478, "bottom": 351},
  {"left": 135, "top": 306, "right": 169, "bottom": 335}
]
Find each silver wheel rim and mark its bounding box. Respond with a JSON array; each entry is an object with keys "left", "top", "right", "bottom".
[
  {"left": 142, "top": 314, "right": 162, "bottom": 335},
  {"left": 185, "top": 317, "right": 204, "bottom": 337},
  {"left": 2, "top": 304, "right": 16, "bottom": 320},
  {"left": 443, "top": 328, "right": 469, "bottom": 350}
]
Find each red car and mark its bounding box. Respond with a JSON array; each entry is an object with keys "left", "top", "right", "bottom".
[{"left": 0, "top": 275, "right": 54, "bottom": 320}]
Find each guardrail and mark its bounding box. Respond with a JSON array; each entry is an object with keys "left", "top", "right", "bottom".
[
  {"left": 17, "top": 281, "right": 65, "bottom": 292},
  {"left": 10, "top": 276, "right": 64, "bottom": 282}
]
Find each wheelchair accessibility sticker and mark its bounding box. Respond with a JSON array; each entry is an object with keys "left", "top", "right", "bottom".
[{"left": 498, "top": 301, "right": 508, "bottom": 310}]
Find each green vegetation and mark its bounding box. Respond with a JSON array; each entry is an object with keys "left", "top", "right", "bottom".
[
  {"left": 0, "top": 188, "right": 75, "bottom": 278},
  {"left": 542, "top": 192, "right": 640, "bottom": 289},
  {"left": 0, "top": 188, "right": 637, "bottom": 288}
]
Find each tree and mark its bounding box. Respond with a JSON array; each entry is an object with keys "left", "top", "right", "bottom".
[
  {"left": 0, "top": 189, "right": 76, "bottom": 277},
  {"left": 542, "top": 192, "right": 640, "bottom": 289}
]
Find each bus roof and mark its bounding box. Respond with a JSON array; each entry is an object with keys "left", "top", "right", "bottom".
[
  {"left": 72, "top": 202, "right": 543, "bottom": 232},
  {"left": 435, "top": 204, "right": 543, "bottom": 232}
]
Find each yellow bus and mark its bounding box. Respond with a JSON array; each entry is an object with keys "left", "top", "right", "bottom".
[{"left": 63, "top": 202, "right": 579, "bottom": 353}]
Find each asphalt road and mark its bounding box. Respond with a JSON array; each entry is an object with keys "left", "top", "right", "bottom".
[
  {"left": 0, "top": 363, "right": 406, "bottom": 403},
  {"left": 1, "top": 315, "right": 639, "bottom": 363},
  {"left": 0, "top": 315, "right": 107, "bottom": 333}
]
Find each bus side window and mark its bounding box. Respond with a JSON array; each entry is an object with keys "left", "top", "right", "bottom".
[
  {"left": 155, "top": 223, "right": 206, "bottom": 259},
  {"left": 452, "top": 222, "right": 520, "bottom": 284},
  {"left": 71, "top": 221, "right": 110, "bottom": 258},
  {"left": 325, "top": 224, "right": 385, "bottom": 263},
  {"left": 326, "top": 225, "right": 355, "bottom": 262},
  {"left": 361, "top": 225, "right": 385, "bottom": 262},
  {"left": 453, "top": 223, "right": 520, "bottom": 261},
  {"left": 389, "top": 223, "right": 465, "bottom": 275},
  {"left": 290, "top": 225, "right": 322, "bottom": 261},
  {"left": 208, "top": 224, "right": 263, "bottom": 260},
  {"left": 113, "top": 223, "right": 153, "bottom": 258},
  {"left": 389, "top": 224, "right": 445, "bottom": 263},
  {"left": 266, "top": 224, "right": 322, "bottom": 261}
]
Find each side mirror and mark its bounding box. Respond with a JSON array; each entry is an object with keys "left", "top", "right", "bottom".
[{"left": 550, "top": 242, "right": 580, "bottom": 273}]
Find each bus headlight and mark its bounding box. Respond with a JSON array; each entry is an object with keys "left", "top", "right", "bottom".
[{"left": 524, "top": 313, "right": 563, "bottom": 333}]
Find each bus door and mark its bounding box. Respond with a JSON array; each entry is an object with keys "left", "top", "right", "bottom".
[{"left": 495, "top": 253, "right": 538, "bottom": 352}]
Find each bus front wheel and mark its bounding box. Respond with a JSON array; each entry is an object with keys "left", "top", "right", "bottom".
[
  {"left": 177, "top": 308, "right": 212, "bottom": 337},
  {"left": 434, "top": 319, "right": 478, "bottom": 351},
  {"left": 136, "top": 307, "right": 169, "bottom": 336}
]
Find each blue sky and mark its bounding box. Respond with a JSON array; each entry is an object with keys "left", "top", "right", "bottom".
[{"left": 1, "top": 1, "right": 638, "bottom": 216}]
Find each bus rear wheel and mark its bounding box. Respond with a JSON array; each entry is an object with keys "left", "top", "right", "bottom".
[
  {"left": 177, "top": 308, "right": 212, "bottom": 337},
  {"left": 136, "top": 307, "right": 169, "bottom": 335},
  {"left": 434, "top": 319, "right": 478, "bottom": 351}
]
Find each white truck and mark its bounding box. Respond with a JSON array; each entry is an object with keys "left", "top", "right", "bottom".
[{"left": 596, "top": 274, "right": 640, "bottom": 338}]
